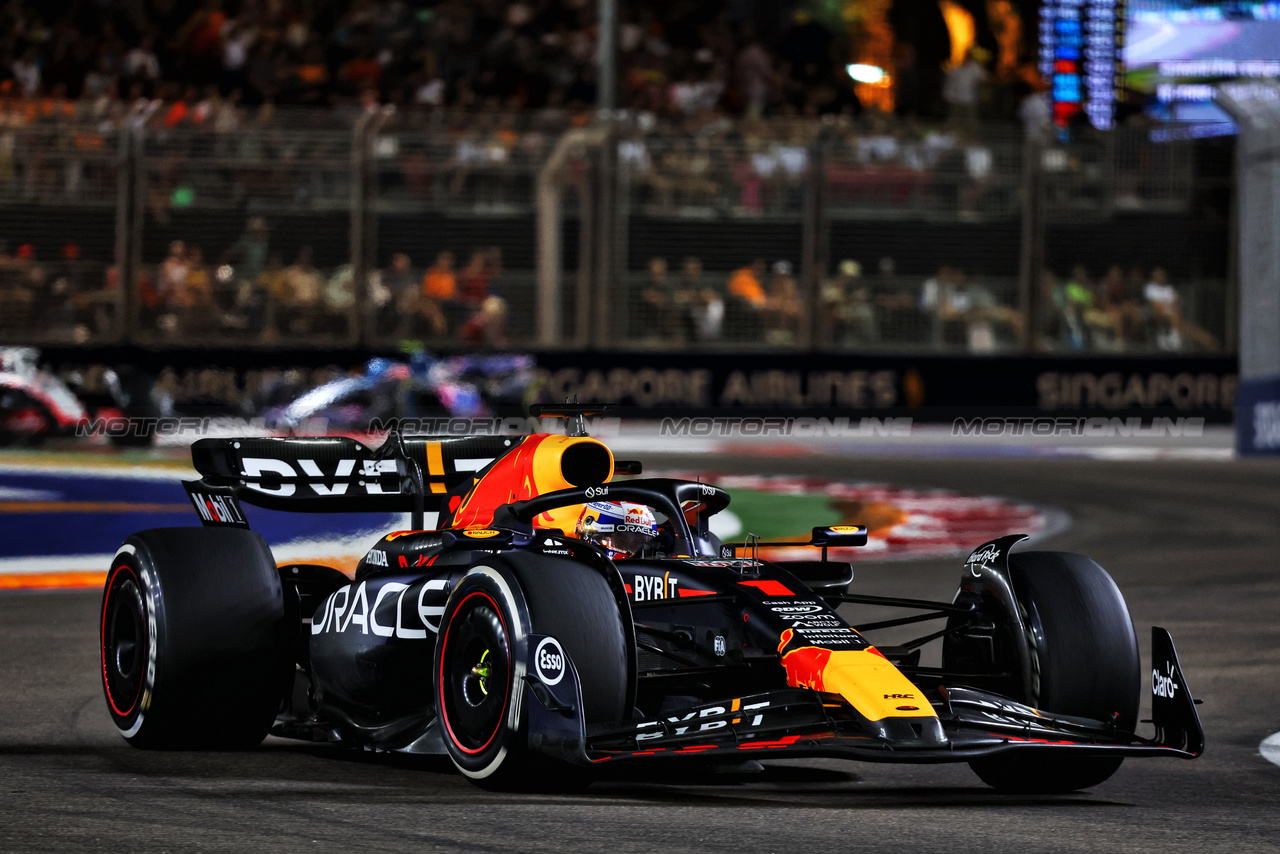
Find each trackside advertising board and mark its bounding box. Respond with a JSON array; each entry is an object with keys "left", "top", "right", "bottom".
[{"left": 40, "top": 347, "right": 1237, "bottom": 423}]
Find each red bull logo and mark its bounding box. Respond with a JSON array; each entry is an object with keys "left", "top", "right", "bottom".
[
  {"left": 776, "top": 628, "right": 938, "bottom": 722},
  {"left": 778, "top": 627, "right": 833, "bottom": 691}
]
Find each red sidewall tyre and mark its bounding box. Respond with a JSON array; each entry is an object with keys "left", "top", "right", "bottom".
[{"left": 100, "top": 527, "right": 290, "bottom": 749}]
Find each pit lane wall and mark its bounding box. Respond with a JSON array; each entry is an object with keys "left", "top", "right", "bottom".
[{"left": 38, "top": 346, "right": 1238, "bottom": 426}]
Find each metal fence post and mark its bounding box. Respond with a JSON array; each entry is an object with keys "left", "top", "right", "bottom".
[
  {"left": 1018, "top": 134, "right": 1046, "bottom": 352},
  {"left": 351, "top": 109, "right": 374, "bottom": 346},
  {"left": 535, "top": 163, "right": 563, "bottom": 348},
  {"left": 591, "top": 118, "right": 619, "bottom": 349},
  {"left": 1225, "top": 137, "right": 1239, "bottom": 353},
  {"left": 114, "top": 124, "right": 134, "bottom": 344},
  {"left": 352, "top": 106, "right": 395, "bottom": 347},
  {"left": 576, "top": 159, "right": 596, "bottom": 349},
  {"left": 127, "top": 124, "right": 147, "bottom": 345},
  {"left": 801, "top": 127, "right": 830, "bottom": 349}
]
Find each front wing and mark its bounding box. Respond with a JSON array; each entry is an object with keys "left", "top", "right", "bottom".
[{"left": 525, "top": 628, "right": 1204, "bottom": 768}]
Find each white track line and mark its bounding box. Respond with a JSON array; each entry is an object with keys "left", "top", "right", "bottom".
[
  {"left": 1262, "top": 732, "right": 1280, "bottom": 769},
  {"left": 0, "top": 554, "right": 114, "bottom": 574},
  {"left": 0, "top": 463, "right": 190, "bottom": 480}
]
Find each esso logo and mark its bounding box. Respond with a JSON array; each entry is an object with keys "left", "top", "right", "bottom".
[{"left": 534, "top": 637, "right": 566, "bottom": 686}]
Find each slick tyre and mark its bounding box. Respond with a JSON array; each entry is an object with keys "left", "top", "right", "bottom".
[
  {"left": 968, "top": 551, "right": 1141, "bottom": 793},
  {"left": 435, "top": 556, "right": 628, "bottom": 788},
  {"left": 100, "top": 527, "right": 291, "bottom": 749}
]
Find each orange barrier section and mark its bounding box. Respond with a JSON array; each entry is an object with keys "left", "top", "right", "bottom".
[{"left": 0, "top": 572, "right": 107, "bottom": 590}]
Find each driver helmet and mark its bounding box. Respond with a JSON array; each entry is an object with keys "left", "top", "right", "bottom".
[{"left": 576, "top": 501, "right": 658, "bottom": 559}]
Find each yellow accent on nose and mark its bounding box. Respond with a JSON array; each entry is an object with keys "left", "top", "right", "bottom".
[{"left": 820, "top": 649, "right": 937, "bottom": 721}]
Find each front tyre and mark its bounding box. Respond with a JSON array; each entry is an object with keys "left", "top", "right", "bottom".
[
  {"left": 968, "top": 551, "right": 1141, "bottom": 793},
  {"left": 100, "top": 528, "right": 291, "bottom": 748},
  {"left": 435, "top": 558, "right": 628, "bottom": 787}
]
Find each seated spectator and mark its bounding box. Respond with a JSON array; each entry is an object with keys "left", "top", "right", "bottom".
[
  {"left": 943, "top": 48, "right": 989, "bottom": 130},
  {"left": 630, "top": 256, "right": 674, "bottom": 340},
  {"left": 686, "top": 288, "right": 722, "bottom": 342},
  {"left": 324, "top": 264, "right": 355, "bottom": 337},
  {"left": 422, "top": 251, "right": 458, "bottom": 301},
  {"left": 291, "top": 44, "right": 332, "bottom": 104},
  {"left": 0, "top": 244, "right": 38, "bottom": 336},
  {"left": 250, "top": 255, "right": 286, "bottom": 341},
  {"left": 671, "top": 256, "right": 710, "bottom": 340},
  {"left": 1062, "top": 266, "right": 1119, "bottom": 350},
  {"left": 153, "top": 240, "right": 190, "bottom": 331},
  {"left": 763, "top": 260, "right": 802, "bottom": 344},
  {"left": 727, "top": 259, "right": 767, "bottom": 309},
  {"left": 679, "top": 256, "right": 708, "bottom": 294},
  {"left": 458, "top": 249, "right": 494, "bottom": 307},
  {"left": 421, "top": 250, "right": 465, "bottom": 332},
  {"left": 1037, "top": 269, "right": 1070, "bottom": 350},
  {"left": 1098, "top": 264, "right": 1145, "bottom": 348},
  {"left": 369, "top": 252, "right": 420, "bottom": 337},
  {"left": 225, "top": 217, "right": 270, "bottom": 284},
  {"left": 279, "top": 247, "right": 324, "bottom": 335},
  {"left": 462, "top": 296, "right": 509, "bottom": 347},
  {"left": 823, "top": 259, "right": 876, "bottom": 345},
  {"left": 1143, "top": 267, "right": 1218, "bottom": 352},
  {"left": 921, "top": 266, "right": 1018, "bottom": 352},
  {"left": 179, "top": 246, "right": 219, "bottom": 336}
]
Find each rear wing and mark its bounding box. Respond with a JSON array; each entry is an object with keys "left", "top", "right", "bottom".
[{"left": 183, "top": 433, "right": 520, "bottom": 527}]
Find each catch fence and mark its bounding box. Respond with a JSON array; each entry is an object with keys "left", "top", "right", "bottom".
[{"left": 0, "top": 101, "right": 1233, "bottom": 356}]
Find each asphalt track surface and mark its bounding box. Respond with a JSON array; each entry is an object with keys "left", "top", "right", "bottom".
[{"left": 3, "top": 454, "right": 1279, "bottom": 853}]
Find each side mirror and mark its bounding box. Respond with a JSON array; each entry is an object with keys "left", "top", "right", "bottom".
[{"left": 810, "top": 525, "right": 869, "bottom": 547}]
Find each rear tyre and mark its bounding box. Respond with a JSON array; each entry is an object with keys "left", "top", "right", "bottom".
[
  {"left": 100, "top": 527, "right": 290, "bottom": 748},
  {"left": 967, "top": 551, "right": 1140, "bottom": 793},
  {"left": 435, "top": 557, "right": 628, "bottom": 788}
]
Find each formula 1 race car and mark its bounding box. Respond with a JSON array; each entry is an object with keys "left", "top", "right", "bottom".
[{"left": 99, "top": 405, "right": 1204, "bottom": 792}]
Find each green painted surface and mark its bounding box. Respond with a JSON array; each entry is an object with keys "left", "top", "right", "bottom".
[{"left": 720, "top": 488, "right": 840, "bottom": 541}]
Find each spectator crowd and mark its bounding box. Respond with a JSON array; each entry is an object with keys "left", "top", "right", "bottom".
[
  {"left": 624, "top": 255, "right": 1222, "bottom": 354},
  {"left": 0, "top": 216, "right": 515, "bottom": 347},
  {"left": 0, "top": 1, "right": 1227, "bottom": 354},
  {"left": 0, "top": 216, "right": 1229, "bottom": 354},
  {"left": 0, "top": 0, "right": 874, "bottom": 119}
]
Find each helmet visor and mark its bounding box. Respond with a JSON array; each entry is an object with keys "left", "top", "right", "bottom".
[{"left": 602, "top": 528, "right": 655, "bottom": 556}]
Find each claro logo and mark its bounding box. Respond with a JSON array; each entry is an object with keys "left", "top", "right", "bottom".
[{"left": 1153, "top": 663, "right": 1180, "bottom": 699}]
